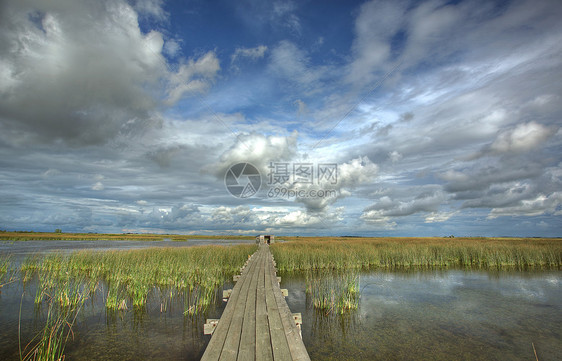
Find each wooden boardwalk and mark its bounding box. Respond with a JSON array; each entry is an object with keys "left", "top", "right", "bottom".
[{"left": 201, "top": 245, "right": 310, "bottom": 361}]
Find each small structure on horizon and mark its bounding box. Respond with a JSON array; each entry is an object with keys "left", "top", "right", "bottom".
[{"left": 256, "top": 234, "right": 275, "bottom": 245}]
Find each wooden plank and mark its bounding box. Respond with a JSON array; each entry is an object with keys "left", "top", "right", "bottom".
[
  {"left": 264, "top": 252, "right": 292, "bottom": 360},
  {"left": 236, "top": 247, "right": 262, "bottom": 361},
  {"left": 219, "top": 250, "right": 261, "bottom": 361},
  {"left": 202, "top": 245, "right": 310, "bottom": 361},
  {"left": 255, "top": 248, "right": 274, "bottom": 361},
  {"left": 201, "top": 248, "right": 259, "bottom": 361},
  {"left": 269, "top": 258, "right": 310, "bottom": 361}
]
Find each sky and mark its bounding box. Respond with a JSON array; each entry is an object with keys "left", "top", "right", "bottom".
[{"left": 1, "top": 0, "right": 561, "bottom": 237}]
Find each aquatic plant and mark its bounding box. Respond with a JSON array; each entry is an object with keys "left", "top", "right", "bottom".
[
  {"left": 0, "top": 256, "right": 9, "bottom": 280},
  {"left": 305, "top": 269, "right": 360, "bottom": 315},
  {"left": 21, "top": 244, "right": 257, "bottom": 315},
  {"left": 271, "top": 237, "right": 562, "bottom": 272},
  {"left": 0, "top": 256, "right": 16, "bottom": 289},
  {"left": 20, "top": 279, "right": 91, "bottom": 361}
]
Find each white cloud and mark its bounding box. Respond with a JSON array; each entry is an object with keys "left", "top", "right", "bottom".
[
  {"left": 207, "top": 131, "right": 299, "bottom": 178},
  {"left": 389, "top": 150, "right": 403, "bottom": 163},
  {"left": 490, "top": 122, "right": 556, "bottom": 154},
  {"left": 293, "top": 156, "right": 379, "bottom": 211},
  {"left": 347, "top": 0, "right": 405, "bottom": 86},
  {"left": 231, "top": 45, "right": 267, "bottom": 64},
  {"left": 425, "top": 211, "right": 457, "bottom": 223},
  {"left": 488, "top": 192, "right": 562, "bottom": 219},
  {"left": 0, "top": 0, "right": 167, "bottom": 145},
  {"left": 132, "top": 0, "right": 167, "bottom": 21},
  {"left": 269, "top": 40, "right": 328, "bottom": 91},
  {"left": 166, "top": 51, "right": 220, "bottom": 104},
  {"left": 359, "top": 212, "right": 397, "bottom": 230},
  {"left": 163, "top": 39, "right": 181, "bottom": 57},
  {"left": 362, "top": 190, "right": 448, "bottom": 221},
  {"left": 92, "top": 182, "right": 104, "bottom": 191}
]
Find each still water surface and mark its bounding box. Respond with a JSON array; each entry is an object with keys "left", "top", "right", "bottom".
[
  {"left": 283, "top": 271, "right": 561, "bottom": 361},
  {"left": 0, "top": 239, "right": 255, "bottom": 265},
  {"left": 0, "top": 244, "right": 560, "bottom": 360}
]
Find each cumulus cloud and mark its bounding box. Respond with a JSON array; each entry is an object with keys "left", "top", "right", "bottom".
[
  {"left": 292, "top": 156, "right": 379, "bottom": 212},
  {"left": 0, "top": 0, "right": 168, "bottom": 145},
  {"left": 211, "top": 205, "right": 255, "bottom": 224},
  {"left": 272, "top": 207, "right": 344, "bottom": 227},
  {"left": 490, "top": 122, "right": 557, "bottom": 154},
  {"left": 207, "top": 131, "right": 299, "bottom": 178}
]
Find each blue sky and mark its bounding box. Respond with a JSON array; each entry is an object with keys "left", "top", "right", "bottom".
[{"left": 1, "top": 0, "right": 561, "bottom": 236}]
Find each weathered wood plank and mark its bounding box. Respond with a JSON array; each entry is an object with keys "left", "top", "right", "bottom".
[
  {"left": 264, "top": 252, "right": 292, "bottom": 360},
  {"left": 201, "top": 250, "right": 257, "bottom": 361},
  {"left": 236, "top": 248, "right": 262, "bottom": 361},
  {"left": 255, "top": 248, "right": 274, "bottom": 361},
  {"left": 219, "top": 251, "right": 261, "bottom": 361},
  {"left": 202, "top": 245, "right": 310, "bottom": 361},
  {"left": 269, "top": 258, "right": 310, "bottom": 361}
]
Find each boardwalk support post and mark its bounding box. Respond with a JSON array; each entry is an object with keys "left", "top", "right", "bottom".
[
  {"left": 222, "top": 289, "right": 232, "bottom": 301},
  {"left": 204, "top": 319, "right": 219, "bottom": 335}
]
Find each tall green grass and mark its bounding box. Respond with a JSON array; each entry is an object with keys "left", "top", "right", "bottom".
[
  {"left": 306, "top": 270, "right": 360, "bottom": 315},
  {"left": 17, "top": 244, "right": 256, "bottom": 361},
  {"left": 271, "top": 238, "right": 562, "bottom": 272},
  {"left": 0, "top": 257, "right": 11, "bottom": 289},
  {"left": 22, "top": 245, "right": 257, "bottom": 314},
  {"left": 1, "top": 256, "right": 9, "bottom": 279},
  {"left": 21, "top": 279, "right": 90, "bottom": 361}
]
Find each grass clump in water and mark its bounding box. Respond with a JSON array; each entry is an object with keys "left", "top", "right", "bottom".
[
  {"left": 20, "top": 278, "right": 91, "bottom": 361},
  {"left": 306, "top": 270, "right": 360, "bottom": 315},
  {"left": 1, "top": 256, "right": 10, "bottom": 281}
]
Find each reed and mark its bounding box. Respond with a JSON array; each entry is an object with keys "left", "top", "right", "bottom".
[
  {"left": 21, "top": 244, "right": 257, "bottom": 315},
  {"left": 305, "top": 269, "right": 360, "bottom": 314},
  {"left": 1, "top": 256, "right": 12, "bottom": 288},
  {"left": 0, "top": 256, "right": 9, "bottom": 279},
  {"left": 21, "top": 279, "right": 90, "bottom": 361},
  {"left": 271, "top": 237, "right": 562, "bottom": 272}
]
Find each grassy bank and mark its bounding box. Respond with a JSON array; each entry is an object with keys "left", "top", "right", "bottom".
[
  {"left": 271, "top": 237, "right": 562, "bottom": 271},
  {"left": 0, "top": 231, "right": 254, "bottom": 242}
]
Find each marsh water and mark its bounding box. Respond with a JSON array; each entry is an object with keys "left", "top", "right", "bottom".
[
  {"left": 0, "top": 244, "right": 560, "bottom": 360},
  {"left": 283, "top": 270, "right": 561, "bottom": 361},
  {"left": 0, "top": 239, "right": 255, "bottom": 265}
]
